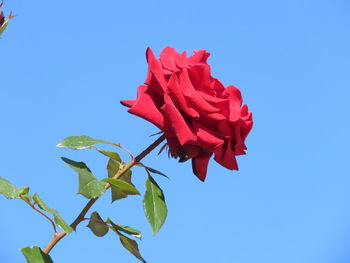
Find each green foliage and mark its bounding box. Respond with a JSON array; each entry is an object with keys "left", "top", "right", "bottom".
[
  {"left": 106, "top": 218, "right": 142, "bottom": 240},
  {"left": 56, "top": 135, "right": 105, "bottom": 150},
  {"left": 21, "top": 246, "right": 53, "bottom": 263},
  {"left": 107, "top": 158, "right": 134, "bottom": 202},
  {"left": 102, "top": 178, "right": 140, "bottom": 195},
  {"left": 143, "top": 175, "right": 167, "bottom": 235},
  {"left": 33, "top": 194, "right": 73, "bottom": 233},
  {"left": 87, "top": 211, "right": 109, "bottom": 237},
  {"left": 0, "top": 176, "right": 29, "bottom": 199},
  {"left": 144, "top": 166, "right": 169, "bottom": 178},
  {"left": 96, "top": 149, "right": 121, "bottom": 161},
  {"left": 108, "top": 219, "right": 146, "bottom": 263},
  {"left": 61, "top": 157, "right": 105, "bottom": 199}
]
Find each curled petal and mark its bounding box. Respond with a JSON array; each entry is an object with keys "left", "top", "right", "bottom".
[
  {"left": 214, "top": 139, "right": 238, "bottom": 170},
  {"left": 188, "top": 50, "right": 210, "bottom": 65},
  {"left": 127, "top": 85, "right": 164, "bottom": 130},
  {"left": 145, "top": 48, "right": 168, "bottom": 91},
  {"left": 192, "top": 152, "right": 213, "bottom": 181},
  {"left": 168, "top": 73, "right": 199, "bottom": 119},
  {"left": 161, "top": 94, "right": 197, "bottom": 145},
  {"left": 180, "top": 69, "right": 219, "bottom": 113}
]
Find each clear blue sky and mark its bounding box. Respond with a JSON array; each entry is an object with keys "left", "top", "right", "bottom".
[{"left": 1, "top": 0, "right": 350, "bottom": 262}]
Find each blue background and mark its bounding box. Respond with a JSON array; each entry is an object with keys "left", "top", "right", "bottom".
[{"left": 1, "top": 0, "right": 350, "bottom": 262}]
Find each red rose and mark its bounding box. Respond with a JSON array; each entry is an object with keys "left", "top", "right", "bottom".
[{"left": 121, "top": 47, "right": 253, "bottom": 181}]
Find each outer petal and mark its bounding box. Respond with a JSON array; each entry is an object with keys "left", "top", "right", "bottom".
[
  {"left": 214, "top": 139, "right": 239, "bottom": 170},
  {"left": 145, "top": 48, "right": 168, "bottom": 91},
  {"left": 161, "top": 93, "right": 197, "bottom": 145},
  {"left": 188, "top": 50, "right": 210, "bottom": 65},
  {"left": 127, "top": 85, "right": 164, "bottom": 130},
  {"left": 160, "top": 46, "right": 179, "bottom": 72},
  {"left": 192, "top": 152, "right": 213, "bottom": 181},
  {"left": 120, "top": 100, "right": 135, "bottom": 108}
]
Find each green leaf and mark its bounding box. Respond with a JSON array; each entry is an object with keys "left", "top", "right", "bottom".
[
  {"left": 61, "top": 157, "right": 105, "bottom": 199},
  {"left": 21, "top": 246, "right": 53, "bottom": 263},
  {"left": 144, "top": 166, "right": 169, "bottom": 179},
  {"left": 143, "top": 175, "right": 167, "bottom": 235},
  {"left": 33, "top": 194, "right": 73, "bottom": 234},
  {"left": 106, "top": 218, "right": 142, "bottom": 240},
  {"left": 108, "top": 222, "right": 146, "bottom": 262},
  {"left": 87, "top": 211, "right": 109, "bottom": 237},
  {"left": 96, "top": 149, "right": 121, "bottom": 162},
  {"left": 56, "top": 135, "right": 104, "bottom": 150},
  {"left": 107, "top": 158, "right": 133, "bottom": 202},
  {"left": 0, "top": 176, "right": 29, "bottom": 199},
  {"left": 118, "top": 233, "right": 146, "bottom": 263},
  {"left": 102, "top": 178, "right": 140, "bottom": 195},
  {"left": 107, "top": 158, "right": 121, "bottom": 178}
]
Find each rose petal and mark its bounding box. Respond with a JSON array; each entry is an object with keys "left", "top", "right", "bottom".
[
  {"left": 161, "top": 94, "right": 196, "bottom": 145},
  {"left": 127, "top": 85, "right": 164, "bottom": 129},
  {"left": 168, "top": 73, "right": 199, "bottom": 119},
  {"left": 120, "top": 100, "right": 135, "bottom": 108},
  {"left": 192, "top": 152, "right": 213, "bottom": 181},
  {"left": 214, "top": 139, "right": 238, "bottom": 170},
  {"left": 180, "top": 69, "right": 219, "bottom": 113},
  {"left": 145, "top": 48, "right": 168, "bottom": 91},
  {"left": 188, "top": 50, "right": 210, "bottom": 65},
  {"left": 160, "top": 46, "right": 179, "bottom": 72},
  {"left": 192, "top": 121, "right": 224, "bottom": 149},
  {"left": 188, "top": 64, "right": 212, "bottom": 94}
]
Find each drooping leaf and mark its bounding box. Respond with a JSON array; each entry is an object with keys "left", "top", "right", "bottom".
[
  {"left": 143, "top": 175, "right": 167, "bottom": 235},
  {"left": 108, "top": 222, "right": 146, "bottom": 262},
  {"left": 107, "top": 218, "right": 142, "bottom": 240},
  {"left": 0, "top": 176, "right": 29, "bottom": 199},
  {"left": 33, "top": 194, "right": 73, "bottom": 233},
  {"left": 96, "top": 149, "right": 121, "bottom": 162},
  {"left": 56, "top": 135, "right": 105, "bottom": 150},
  {"left": 118, "top": 233, "right": 146, "bottom": 263},
  {"left": 107, "top": 158, "right": 133, "bottom": 202},
  {"left": 102, "top": 178, "right": 140, "bottom": 195},
  {"left": 61, "top": 157, "right": 105, "bottom": 199},
  {"left": 144, "top": 166, "right": 169, "bottom": 179},
  {"left": 87, "top": 211, "right": 109, "bottom": 237},
  {"left": 21, "top": 246, "right": 53, "bottom": 263}
]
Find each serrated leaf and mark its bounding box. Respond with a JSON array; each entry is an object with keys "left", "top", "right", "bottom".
[
  {"left": 61, "top": 157, "right": 105, "bottom": 199},
  {"left": 106, "top": 218, "right": 142, "bottom": 240},
  {"left": 0, "top": 176, "right": 29, "bottom": 199},
  {"left": 33, "top": 194, "right": 73, "bottom": 233},
  {"left": 96, "top": 149, "right": 121, "bottom": 162},
  {"left": 108, "top": 223, "right": 146, "bottom": 263},
  {"left": 57, "top": 135, "right": 104, "bottom": 150},
  {"left": 102, "top": 178, "right": 140, "bottom": 195},
  {"left": 21, "top": 246, "right": 53, "bottom": 263},
  {"left": 143, "top": 176, "right": 167, "bottom": 235},
  {"left": 107, "top": 158, "right": 133, "bottom": 202},
  {"left": 87, "top": 211, "right": 109, "bottom": 237}
]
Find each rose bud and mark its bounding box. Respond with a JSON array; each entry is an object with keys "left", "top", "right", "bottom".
[{"left": 121, "top": 47, "right": 253, "bottom": 181}]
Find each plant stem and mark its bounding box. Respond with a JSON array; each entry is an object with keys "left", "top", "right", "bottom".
[
  {"left": 20, "top": 196, "right": 58, "bottom": 234},
  {"left": 42, "top": 134, "right": 165, "bottom": 254}
]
